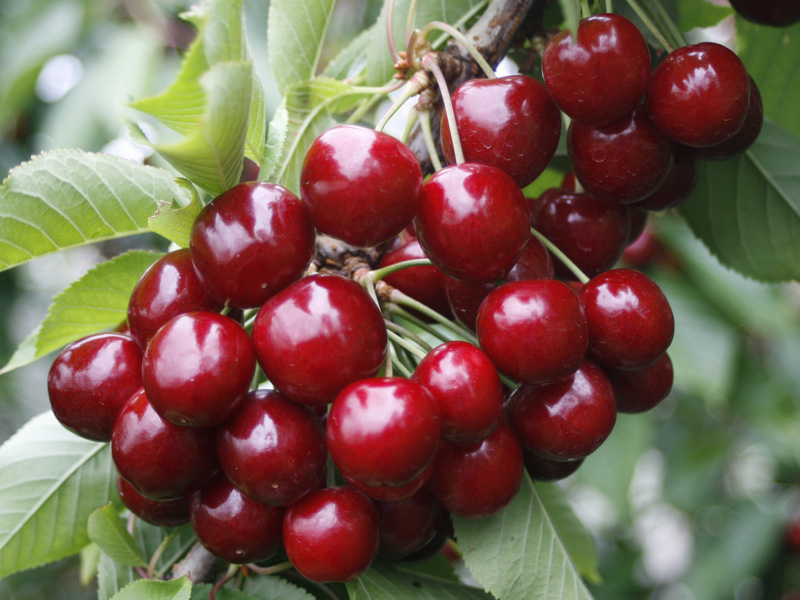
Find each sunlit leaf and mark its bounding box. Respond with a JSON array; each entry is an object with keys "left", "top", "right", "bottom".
[{"left": 110, "top": 577, "right": 192, "bottom": 600}]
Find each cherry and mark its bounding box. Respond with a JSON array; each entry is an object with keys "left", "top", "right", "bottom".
[
  {"left": 622, "top": 219, "right": 662, "bottom": 268},
  {"left": 506, "top": 360, "right": 617, "bottom": 461},
  {"left": 341, "top": 462, "right": 434, "bottom": 503},
  {"left": 504, "top": 235, "right": 555, "bottom": 282},
  {"left": 428, "top": 421, "right": 523, "bottom": 519},
  {"left": 190, "top": 181, "right": 316, "bottom": 309},
  {"left": 729, "top": 0, "right": 800, "bottom": 27},
  {"left": 300, "top": 124, "right": 422, "bottom": 248},
  {"left": 445, "top": 278, "right": 495, "bottom": 332},
  {"left": 477, "top": 279, "right": 588, "bottom": 384},
  {"left": 48, "top": 333, "right": 143, "bottom": 442},
  {"left": 412, "top": 341, "right": 503, "bottom": 444},
  {"left": 531, "top": 188, "right": 630, "bottom": 279},
  {"left": 604, "top": 352, "right": 674, "bottom": 413},
  {"left": 414, "top": 163, "right": 530, "bottom": 283},
  {"left": 375, "top": 487, "right": 445, "bottom": 560},
  {"left": 568, "top": 106, "right": 673, "bottom": 204},
  {"left": 628, "top": 207, "right": 649, "bottom": 244},
  {"left": 646, "top": 42, "right": 751, "bottom": 148},
  {"left": 523, "top": 451, "right": 584, "bottom": 482},
  {"left": 327, "top": 377, "right": 441, "bottom": 487},
  {"left": 117, "top": 476, "right": 190, "bottom": 527},
  {"left": 633, "top": 148, "right": 698, "bottom": 211},
  {"left": 190, "top": 473, "right": 284, "bottom": 564},
  {"left": 111, "top": 388, "right": 218, "bottom": 501},
  {"left": 579, "top": 268, "right": 674, "bottom": 370},
  {"left": 127, "top": 249, "right": 223, "bottom": 350},
  {"left": 543, "top": 13, "right": 651, "bottom": 126},
  {"left": 251, "top": 274, "right": 387, "bottom": 405},
  {"left": 217, "top": 389, "right": 327, "bottom": 506},
  {"left": 439, "top": 75, "right": 561, "bottom": 188},
  {"left": 283, "top": 486, "right": 380, "bottom": 583}
]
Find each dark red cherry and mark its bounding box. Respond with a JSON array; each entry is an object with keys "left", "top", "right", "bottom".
[
  {"left": 117, "top": 476, "right": 190, "bottom": 527},
  {"left": 440, "top": 75, "right": 561, "bottom": 188},
  {"left": 300, "top": 124, "right": 422, "bottom": 247},
  {"left": 633, "top": 148, "right": 698, "bottom": 211},
  {"left": 445, "top": 278, "right": 496, "bottom": 332},
  {"left": 506, "top": 360, "right": 617, "bottom": 461},
  {"left": 504, "top": 235, "right": 555, "bottom": 282},
  {"left": 628, "top": 207, "right": 649, "bottom": 243},
  {"left": 111, "top": 388, "right": 218, "bottom": 501},
  {"left": 579, "top": 268, "right": 674, "bottom": 370},
  {"left": 191, "top": 473, "right": 284, "bottom": 564},
  {"left": 622, "top": 219, "right": 662, "bottom": 268},
  {"left": 217, "top": 389, "right": 327, "bottom": 506},
  {"left": 477, "top": 279, "right": 588, "bottom": 384},
  {"left": 531, "top": 188, "right": 630, "bottom": 279},
  {"left": 375, "top": 487, "right": 445, "bottom": 560},
  {"left": 428, "top": 421, "right": 523, "bottom": 519},
  {"left": 522, "top": 451, "right": 583, "bottom": 482},
  {"left": 412, "top": 341, "right": 503, "bottom": 444},
  {"left": 239, "top": 157, "right": 260, "bottom": 183},
  {"left": 251, "top": 274, "right": 387, "bottom": 405},
  {"left": 646, "top": 42, "right": 750, "bottom": 148},
  {"left": 341, "top": 462, "right": 434, "bottom": 503},
  {"left": 729, "top": 0, "right": 800, "bottom": 26},
  {"left": 127, "top": 249, "right": 223, "bottom": 350},
  {"left": 48, "top": 333, "right": 143, "bottom": 442},
  {"left": 414, "top": 163, "right": 530, "bottom": 283},
  {"left": 327, "top": 377, "right": 441, "bottom": 487},
  {"left": 142, "top": 312, "right": 255, "bottom": 428},
  {"left": 604, "top": 352, "right": 674, "bottom": 413},
  {"left": 568, "top": 106, "right": 673, "bottom": 204},
  {"left": 190, "top": 181, "right": 316, "bottom": 309},
  {"left": 283, "top": 486, "right": 380, "bottom": 583}
]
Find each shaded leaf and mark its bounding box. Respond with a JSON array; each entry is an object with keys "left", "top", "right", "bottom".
[
  {"left": 111, "top": 577, "right": 192, "bottom": 600},
  {"left": 133, "top": 522, "right": 197, "bottom": 578},
  {"left": 240, "top": 575, "right": 317, "bottom": 599},
  {"left": 148, "top": 180, "right": 203, "bottom": 248},
  {"left": 347, "top": 562, "right": 493, "bottom": 599},
  {"left": 98, "top": 553, "right": 136, "bottom": 600},
  {"left": 88, "top": 504, "right": 146, "bottom": 568},
  {"left": 79, "top": 542, "right": 101, "bottom": 586},
  {"left": 322, "top": 27, "right": 373, "bottom": 80}
]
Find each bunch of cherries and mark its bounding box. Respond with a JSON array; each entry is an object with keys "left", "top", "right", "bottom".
[{"left": 44, "top": 9, "right": 760, "bottom": 587}]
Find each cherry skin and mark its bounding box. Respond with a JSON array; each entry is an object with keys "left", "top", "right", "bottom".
[
  {"left": 604, "top": 352, "right": 674, "bottom": 413},
  {"left": 428, "top": 421, "right": 523, "bottom": 519},
  {"left": 414, "top": 163, "right": 530, "bottom": 283},
  {"left": 621, "top": 219, "right": 662, "bottom": 268},
  {"left": 523, "top": 451, "right": 584, "bottom": 482},
  {"left": 633, "top": 148, "right": 698, "bottom": 211},
  {"left": 341, "top": 461, "right": 434, "bottom": 503},
  {"left": 477, "top": 279, "right": 588, "bottom": 384},
  {"left": 445, "top": 278, "right": 496, "bottom": 332},
  {"left": 142, "top": 312, "right": 255, "bottom": 428},
  {"left": 646, "top": 42, "right": 750, "bottom": 148},
  {"left": 729, "top": 0, "right": 800, "bottom": 27},
  {"left": 217, "top": 389, "right": 327, "bottom": 506},
  {"left": 190, "top": 473, "right": 284, "bottom": 564},
  {"left": 300, "top": 124, "right": 422, "bottom": 247},
  {"left": 412, "top": 341, "right": 504, "bottom": 444},
  {"left": 251, "top": 274, "right": 387, "bottom": 405},
  {"left": 283, "top": 486, "right": 380, "bottom": 583},
  {"left": 190, "top": 181, "right": 316, "bottom": 309},
  {"left": 117, "top": 476, "right": 190, "bottom": 527},
  {"left": 327, "top": 377, "right": 441, "bottom": 487},
  {"left": 127, "top": 249, "right": 223, "bottom": 350},
  {"left": 579, "top": 268, "right": 674, "bottom": 370},
  {"left": 111, "top": 388, "right": 218, "bottom": 501},
  {"left": 440, "top": 75, "right": 561, "bottom": 188},
  {"left": 375, "top": 487, "right": 445, "bottom": 560},
  {"left": 48, "top": 333, "right": 143, "bottom": 442},
  {"left": 506, "top": 360, "right": 617, "bottom": 461},
  {"left": 504, "top": 235, "right": 555, "bottom": 282}
]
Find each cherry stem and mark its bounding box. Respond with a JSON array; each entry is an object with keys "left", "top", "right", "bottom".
[
  {"left": 375, "top": 77, "right": 427, "bottom": 133},
  {"left": 390, "top": 289, "right": 479, "bottom": 345},
  {"left": 384, "top": 343, "right": 394, "bottom": 377},
  {"left": 364, "top": 278, "right": 381, "bottom": 308},
  {"left": 624, "top": 0, "right": 674, "bottom": 52},
  {"left": 580, "top": 0, "right": 591, "bottom": 19},
  {"left": 386, "top": 0, "right": 402, "bottom": 65},
  {"left": 418, "top": 108, "right": 444, "bottom": 171},
  {"left": 386, "top": 329, "right": 428, "bottom": 360},
  {"left": 644, "top": 0, "right": 686, "bottom": 48},
  {"left": 387, "top": 305, "right": 451, "bottom": 343},
  {"left": 147, "top": 530, "right": 179, "bottom": 578},
  {"left": 405, "top": 0, "right": 420, "bottom": 51},
  {"left": 210, "top": 563, "right": 239, "bottom": 600},
  {"left": 244, "top": 561, "right": 293, "bottom": 576},
  {"left": 384, "top": 319, "right": 434, "bottom": 352},
  {"left": 418, "top": 21, "right": 496, "bottom": 80},
  {"left": 400, "top": 106, "right": 420, "bottom": 145},
  {"left": 423, "top": 55, "right": 465, "bottom": 165},
  {"left": 220, "top": 305, "right": 232, "bottom": 317},
  {"left": 368, "top": 258, "right": 433, "bottom": 283},
  {"left": 529, "top": 227, "right": 590, "bottom": 284},
  {"left": 326, "top": 454, "right": 337, "bottom": 488},
  {"left": 390, "top": 351, "right": 414, "bottom": 378},
  {"left": 606, "top": 0, "right": 612, "bottom": 12}
]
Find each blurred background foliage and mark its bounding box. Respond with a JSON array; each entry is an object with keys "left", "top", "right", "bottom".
[{"left": 1, "top": 1, "right": 799, "bottom": 599}]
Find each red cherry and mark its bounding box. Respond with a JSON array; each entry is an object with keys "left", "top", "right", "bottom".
[
  {"left": 445, "top": 278, "right": 496, "bottom": 332},
  {"left": 621, "top": 219, "right": 662, "bottom": 268},
  {"left": 375, "top": 487, "right": 445, "bottom": 560},
  {"left": 341, "top": 462, "right": 434, "bottom": 503},
  {"left": 117, "top": 476, "right": 190, "bottom": 527},
  {"left": 523, "top": 451, "right": 584, "bottom": 482},
  {"left": 604, "top": 352, "right": 674, "bottom": 413},
  {"left": 504, "top": 235, "right": 555, "bottom": 282},
  {"left": 729, "top": 0, "right": 800, "bottom": 26},
  {"left": 633, "top": 148, "right": 698, "bottom": 211}
]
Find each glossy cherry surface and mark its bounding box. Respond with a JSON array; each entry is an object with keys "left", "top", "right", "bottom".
[
  {"left": 633, "top": 148, "right": 698, "bottom": 211},
  {"left": 477, "top": 279, "right": 588, "bottom": 384},
  {"left": 523, "top": 451, "right": 584, "bottom": 482},
  {"left": 217, "top": 389, "right": 327, "bottom": 506},
  {"left": 604, "top": 352, "right": 674, "bottom": 413},
  {"left": 190, "top": 473, "right": 284, "bottom": 564},
  {"left": 117, "top": 476, "right": 190, "bottom": 527},
  {"left": 543, "top": 13, "right": 651, "bottom": 126},
  {"left": 327, "top": 377, "right": 441, "bottom": 487},
  {"left": 579, "top": 268, "right": 674, "bottom": 370},
  {"left": 504, "top": 236, "right": 555, "bottom": 282},
  {"left": 48, "top": 333, "right": 143, "bottom": 442},
  {"left": 531, "top": 188, "right": 630, "bottom": 279},
  {"left": 300, "top": 124, "right": 422, "bottom": 247},
  {"left": 646, "top": 42, "right": 750, "bottom": 147},
  {"left": 252, "top": 274, "right": 387, "bottom": 405},
  {"left": 428, "top": 421, "right": 523, "bottom": 519},
  {"left": 729, "top": 0, "right": 800, "bottom": 26},
  {"left": 568, "top": 106, "right": 673, "bottom": 204},
  {"left": 445, "top": 278, "right": 496, "bottom": 332},
  {"left": 414, "top": 163, "right": 530, "bottom": 283},
  {"left": 440, "top": 75, "right": 561, "bottom": 187},
  {"left": 142, "top": 312, "right": 255, "bottom": 428},
  {"left": 621, "top": 219, "right": 662, "bottom": 268},
  {"left": 412, "top": 341, "right": 503, "bottom": 444},
  {"left": 111, "top": 388, "right": 218, "bottom": 500},
  {"left": 378, "top": 239, "right": 452, "bottom": 318},
  {"left": 375, "top": 487, "right": 444, "bottom": 560},
  {"left": 341, "top": 462, "right": 434, "bottom": 503},
  {"left": 190, "top": 181, "right": 316, "bottom": 309},
  {"left": 127, "top": 249, "right": 223, "bottom": 349},
  {"left": 283, "top": 486, "right": 380, "bottom": 583},
  {"left": 506, "top": 360, "right": 617, "bottom": 461}
]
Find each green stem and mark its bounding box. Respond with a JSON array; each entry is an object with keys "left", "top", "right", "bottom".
[
  {"left": 384, "top": 319, "right": 434, "bottom": 352},
  {"left": 605, "top": 0, "right": 612, "bottom": 13},
  {"left": 387, "top": 305, "right": 451, "bottom": 343},
  {"left": 405, "top": 0, "right": 420, "bottom": 51},
  {"left": 245, "top": 561, "right": 293, "bottom": 576},
  {"left": 210, "top": 564, "right": 239, "bottom": 600},
  {"left": 423, "top": 55, "right": 464, "bottom": 165},
  {"left": 580, "top": 0, "right": 591, "bottom": 18},
  {"left": 390, "top": 352, "right": 414, "bottom": 378},
  {"left": 390, "top": 289, "right": 479, "bottom": 344},
  {"left": 147, "top": 530, "right": 179, "bottom": 578},
  {"left": 386, "top": 0, "right": 402, "bottom": 64},
  {"left": 645, "top": 0, "right": 686, "bottom": 48},
  {"left": 400, "top": 105, "right": 420, "bottom": 145},
  {"left": 375, "top": 79, "right": 424, "bottom": 132},
  {"left": 530, "top": 227, "right": 590, "bottom": 284},
  {"left": 418, "top": 108, "right": 443, "bottom": 171},
  {"left": 418, "top": 21, "right": 496, "bottom": 79},
  {"left": 386, "top": 329, "right": 428, "bottom": 360},
  {"left": 499, "top": 372, "right": 518, "bottom": 391},
  {"left": 369, "top": 258, "right": 433, "bottom": 283},
  {"left": 624, "top": 0, "right": 673, "bottom": 52}
]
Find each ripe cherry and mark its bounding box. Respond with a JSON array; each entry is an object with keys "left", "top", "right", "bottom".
[
  {"left": 604, "top": 352, "right": 674, "bottom": 413},
  {"left": 445, "top": 278, "right": 495, "bottom": 332},
  {"left": 633, "top": 149, "right": 698, "bottom": 211},
  {"left": 729, "top": 0, "right": 800, "bottom": 27},
  {"left": 341, "top": 462, "right": 434, "bottom": 503},
  {"left": 375, "top": 487, "right": 445, "bottom": 560},
  {"left": 117, "top": 476, "right": 190, "bottom": 527},
  {"left": 523, "top": 451, "right": 584, "bottom": 482}
]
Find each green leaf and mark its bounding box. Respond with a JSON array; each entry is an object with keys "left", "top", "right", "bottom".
[
  {"left": 0, "top": 411, "right": 115, "bottom": 578},
  {"left": 88, "top": 505, "right": 146, "bottom": 568},
  {"left": 98, "top": 553, "right": 136, "bottom": 600},
  {"left": 675, "top": 0, "right": 733, "bottom": 30},
  {"left": 133, "top": 522, "right": 197, "bottom": 578},
  {"left": 347, "top": 562, "right": 494, "bottom": 599},
  {"left": 260, "top": 100, "right": 289, "bottom": 182},
  {"left": 454, "top": 473, "right": 594, "bottom": 600},
  {"left": 111, "top": 577, "right": 192, "bottom": 600},
  {"left": 0, "top": 250, "right": 162, "bottom": 375},
  {"left": 148, "top": 180, "right": 203, "bottom": 248},
  {"left": 267, "top": 0, "right": 338, "bottom": 94},
  {"left": 79, "top": 542, "right": 101, "bottom": 586},
  {"left": 679, "top": 119, "right": 800, "bottom": 281},
  {"left": 239, "top": 575, "right": 316, "bottom": 599},
  {"left": 0, "top": 149, "right": 186, "bottom": 273},
  {"left": 323, "top": 27, "right": 374, "bottom": 80}
]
